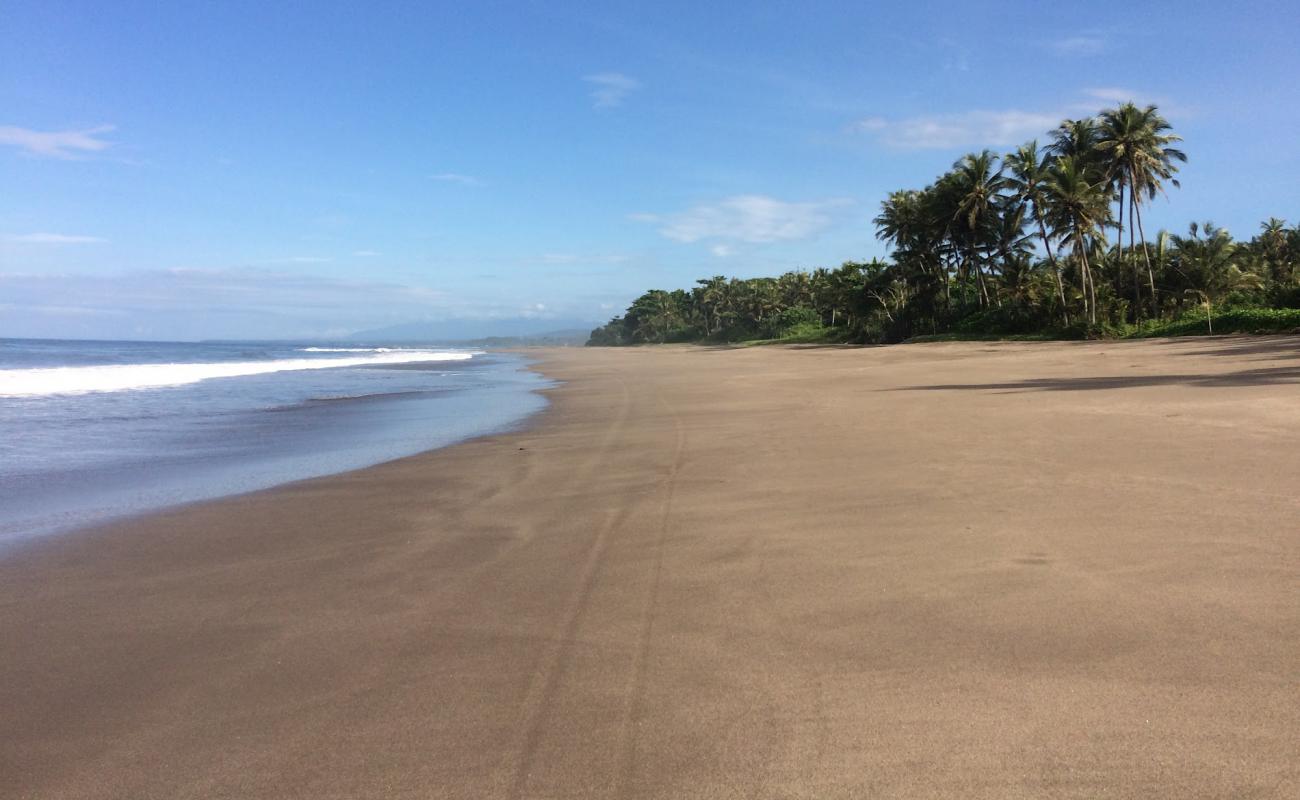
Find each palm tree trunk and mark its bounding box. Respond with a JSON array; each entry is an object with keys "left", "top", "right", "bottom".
[
  {"left": 1077, "top": 233, "right": 1096, "bottom": 325},
  {"left": 957, "top": 256, "right": 968, "bottom": 308},
  {"left": 1115, "top": 182, "right": 1122, "bottom": 255},
  {"left": 1134, "top": 201, "right": 1158, "bottom": 319},
  {"left": 970, "top": 252, "right": 990, "bottom": 308},
  {"left": 1034, "top": 211, "right": 1069, "bottom": 326},
  {"left": 1129, "top": 190, "right": 1140, "bottom": 321},
  {"left": 1116, "top": 179, "right": 1127, "bottom": 312}
]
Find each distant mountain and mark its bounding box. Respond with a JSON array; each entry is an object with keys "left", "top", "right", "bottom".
[
  {"left": 347, "top": 318, "right": 599, "bottom": 344},
  {"left": 458, "top": 329, "right": 592, "bottom": 347}
]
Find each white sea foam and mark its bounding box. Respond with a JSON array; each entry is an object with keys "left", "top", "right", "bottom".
[
  {"left": 0, "top": 351, "right": 473, "bottom": 398},
  {"left": 299, "top": 347, "right": 399, "bottom": 352}
]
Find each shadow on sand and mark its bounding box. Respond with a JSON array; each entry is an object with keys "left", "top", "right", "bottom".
[
  {"left": 896, "top": 364, "right": 1300, "bottom": 393},
  {"left": 1152, "top": 334, "right": 1300, "bottom": 361}
]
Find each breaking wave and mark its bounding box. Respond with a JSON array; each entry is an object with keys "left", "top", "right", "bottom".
[{"left": 0, "top": 351, "right": 474, "bottom": 398}]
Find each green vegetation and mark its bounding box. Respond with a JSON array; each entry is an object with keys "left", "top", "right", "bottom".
[{"left": 588, "top": 102, "right": 1300, "bottom": 347}]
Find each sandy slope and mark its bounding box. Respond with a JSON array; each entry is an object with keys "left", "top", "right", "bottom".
[{"left": 2, "top": 337, "right": 1297, "bottom": 799}]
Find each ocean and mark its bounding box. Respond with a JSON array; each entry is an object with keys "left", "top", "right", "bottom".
[{"left": 0, "top": 338, "right": 551, "bottom": 544}]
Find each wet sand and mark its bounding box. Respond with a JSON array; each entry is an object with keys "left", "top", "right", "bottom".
[{"left": 2, "top": 337, "right": 1298, "bottom": 799}]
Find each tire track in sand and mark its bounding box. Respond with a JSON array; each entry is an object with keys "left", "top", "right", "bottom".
[
  {"left": 611, "top": 385, "right": 687, "bottom": 797},
  {"left": 500, "top": 371, "right": 640, "bottom": 799}
]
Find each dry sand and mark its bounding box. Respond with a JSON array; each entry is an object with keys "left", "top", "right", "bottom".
[{"left": 2, "top": 337, "right": 1298, "bottom": 799}]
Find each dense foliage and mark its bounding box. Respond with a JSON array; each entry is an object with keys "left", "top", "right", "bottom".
[{"left": 588, "top": 102, "right": 1300, "bottom": 345}]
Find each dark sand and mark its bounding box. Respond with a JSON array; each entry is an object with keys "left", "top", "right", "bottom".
[{"left": 2, "top": 338, "right": 1297, "bottom": 799}]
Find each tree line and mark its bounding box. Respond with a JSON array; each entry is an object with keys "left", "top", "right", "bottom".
[{"left": 588, "top": 102, "right": 1300, "bottom": 346}]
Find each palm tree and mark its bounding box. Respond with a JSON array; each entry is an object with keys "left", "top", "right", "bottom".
[
  {"left": 1044, "top": 155, "right": 1112, "bottom": 324},
  {"left": 627, "top": 289, "right": 682, "bottom": 342},
  {"left": 693, "top": 275, "right": 728, "bottom": 336},
  {"left": 949, "top": 150, "right": 1011, "bottom": 308},
  {"left": 1049, "top": 117, "right": 1103, "bottom": 175},
  {"left": 1171, "top": 222, "right": 1261, "bottom": 333},
  {"left": 777, "top": 270, "right": 813, "bottom": 309},
  {"left": 1255, "top": 218, "right": 1294, "bottom": 291},
  {"left": 1006, "top": 140, "right": 1069, "bottom": 324},
  {"left": 1097, "top": 104, "right": 1186, "bottom": 318},
  {"left": 1096, "top": 103, "right": 1145, "bottom": 317},
  {"left": 875, "top": 188, "right": 951, "bottom": 314}
]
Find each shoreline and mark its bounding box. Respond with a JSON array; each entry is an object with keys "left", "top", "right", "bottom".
[
  {"left": 0, "top": 350, "right": 551, "bottom": 550},
  {"left": 3, "top": 338, "right": 1297, "bottom": 798}
]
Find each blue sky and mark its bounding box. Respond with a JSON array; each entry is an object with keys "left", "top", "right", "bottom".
[{"left": 2, "top": 0, "right": 1298, "bottom": 340}]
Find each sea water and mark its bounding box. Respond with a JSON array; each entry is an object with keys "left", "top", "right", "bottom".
[{"left": 0, "top": 338, "right": 551, "bottom": 544}]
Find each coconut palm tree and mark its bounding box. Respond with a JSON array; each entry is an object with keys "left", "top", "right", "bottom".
[
  {"left": 691, "top": 276, "right": 726, "bottom": 337},
  {"left": 1049, "top": 117, "right": 1104, "bottom": 175},
  {"left": 1006, "top": 140, "right": 1069, "bottom": 324},
  {"left": 1118, "top": 105, "right": 1186, "bottom": 317},
  {"left": 1044, "top": 155, "right": 1112, "bottom": 324},
  {"left": 1171, "top": 222, "right": 1261, "bottom": 333},
  {"left": 1097, "top": 104, "right": 1190, "bottom": 318},
  {"left": 1254, "top": 218, "right": 1295, "bottom": 291},
  {"left": 876, "top": 188, "right": 951, "bottom": 312},
  {"left": 949, "top": 150, "right": 1011, "bottom": 308},
  {"left": 1096, "top": 103, "right": 1147, "bottom": 316}
]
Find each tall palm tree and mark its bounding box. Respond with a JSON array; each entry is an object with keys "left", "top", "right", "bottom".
[
  {"left": 1044, "top": 155, "right": 1112, "bottom": 324},
  {"left": 1006, "top": 140, "right": 1069, "bottom": 324},
  {"left": 1049, "top": 117, "right": 1104, "bottom": 175},
  {"left": 1131, "top": 107, "right": 1186, "bottom": 316},
  {"left": 874, "top": 190, "right": 923, "bottom": 251},
  {"left": 949, "top": 150, "right": 1010, "bottom": 308},
  {"left": 1255, "top": 218, "right": 1294, "bottom": 290},
  {"left": 876, "top": 188, "right": 951, "bottom": 312},
  {"left": 1098, "top": 103, "right": 1186, "bottom": 317},
  {"left": 1096, "top": 103, "right": 1145, "bottom": 317}
]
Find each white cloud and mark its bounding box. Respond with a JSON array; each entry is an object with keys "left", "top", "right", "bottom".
[
  {"left": 4, "top": 232, "right": 107, "bottom": 244},
  {"left": 1082, "top": 87, "right": 1144, "bottom": 105},
  {"left": 855, "top": 88, "right": 1182, "bottom": 151},
  {"left": 0, "top": 124, "right": 115, "bottom": 158},
  {"left": 856, "top": 109, "right": 1063, "bottom": 150},
  {"left": 352, "top": 250, "right": 381, "bottom": 257},
  {"left": 431, "top": 172, "right": 483, "bottom": 186},
  {"left": 583, "top": 73, "right": 641, "bottom": 109},
  {"left": 710, "top": 244, "right": 733, "bottom": 257},
  {"left": 637, "top": 195, "right": 849, "bottom": 245},
  {"left": 1050, "top": 35, "right": 1108, "bottom": 56}
]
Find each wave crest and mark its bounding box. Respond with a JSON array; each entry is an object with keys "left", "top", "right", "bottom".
[{"left": 0, "top": 351, "right": 474, "bottom": 398}]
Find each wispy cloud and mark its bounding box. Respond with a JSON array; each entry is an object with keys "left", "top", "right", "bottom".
[
  {"left": 856, "top": 88, "right": 1182, "bottom": 150},
  {"left": 857, "top": 110, "right": 1063, "bottom": 149},
  {"left": 1049, "top": 35, "right": 1108, "bottom": 56},
  {"left": 264, "top": 256, "right": 332, "bottom": 264},
  {"left": 635, "top": 195, "right": 850, "bottom": 245},
  {"left": 534, "top": 252, "right": 631, "bottom": 268},
  {"left": 1082, "top": 87, "right": 1144, "bottom": 105},
  {"left": 4, "top": 232, "right": 107, "bottom": 244},
  {"left": 583, "top": 72, "right": 641, "bottom": 109},
  {"left": 0, "top": 124, "right": 115, "bottom": 158},
  {"left": 431, "top": 172, "right": 483, "bottom": 186},
  {"left": 352, "top": 250, "right": 381, "bottom": 257},
  {"left": 0, "top": 268, "right": 455, "bottom": 340}
]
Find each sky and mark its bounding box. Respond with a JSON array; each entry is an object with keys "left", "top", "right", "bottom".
[{"left": 2, "top": 0, "right": 1298, "bottom": 340}]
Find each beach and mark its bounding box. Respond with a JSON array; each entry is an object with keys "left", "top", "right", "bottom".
[{"left": 2, "top": 337, "right": 1297, "bottom": 798}]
